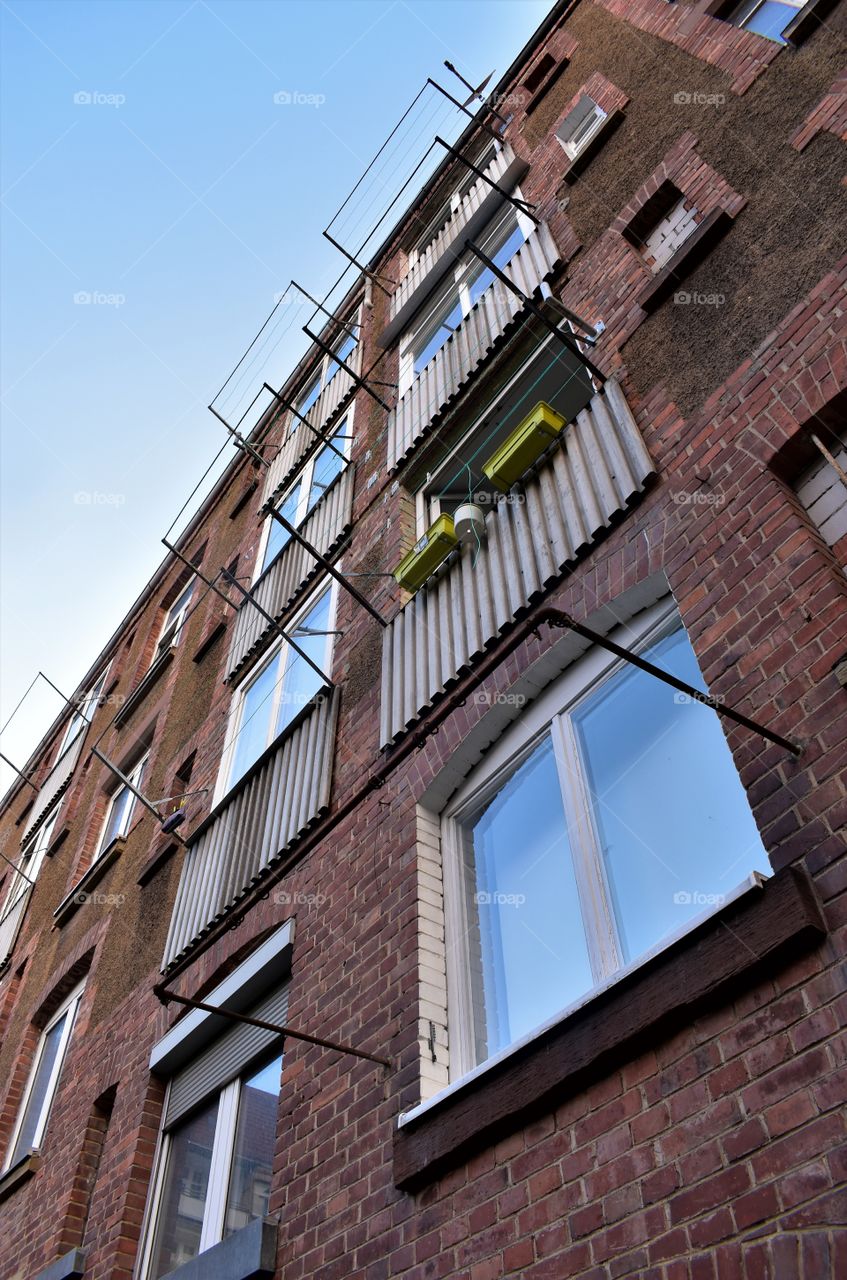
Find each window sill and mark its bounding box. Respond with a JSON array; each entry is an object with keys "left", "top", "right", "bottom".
[
  {"left": 33, "top": 1248, "right": 86, "bottom": 1280},
  {"left": 783, "top": 0, "right": 839, "bottom": 45},
  {"left": 158, "top": 1216, "right": 277, "bottom": 1280},
  {"left": 0, "top": 1150, "right": 41, "bottom": 1204},
  {"left": 53, "top": 837, "right": 126, "bottom": 927},
  {"left": 114, "top": 647, "right": 175, "bottom": 728},
  {"left": 638, "top": 206, "right": 734, "bottom": 314},
  {"left": 561, "top": 108, "right": 625, "bottom": 184},
  {"left": 393, "top": 866, "right": 825, "bottom": 1191},
  {"left": 137, "top": 838, "right": 180, "bottom": 888}
]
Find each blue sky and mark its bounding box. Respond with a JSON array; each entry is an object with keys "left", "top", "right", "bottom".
[{"left": 0, "top": 0, "right": 553, "bottom": 792}]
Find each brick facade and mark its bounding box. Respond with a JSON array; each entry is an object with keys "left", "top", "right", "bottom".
[{"left": 1, "top": 2, "right": 846, "bottom": 1278}]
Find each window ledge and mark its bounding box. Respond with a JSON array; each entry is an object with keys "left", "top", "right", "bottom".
[
  {"left": 0, "top": 1150, "right": 41, "bottom": 1204},
  {"left": 159, "top": 1216, "right": 277, "bottom": 1280},
  {"left": 783, "top": 0, "right": 839, "bottom": 46},
  {"left": 138, "top": 838, "right": 180, "bottom": 888},
  {"left": 393, "top": 866, "right": 825, "bottom": 1191},
  {"left": 114, "top": 647, "right": 175, "bottom": 728},
  {"left": 53, "top": 837, "right": 125, "bottom": 927},
  {"left": 638, "top": 206, "right": 734, "bottom": 314},
  {"left": 33, "top": 1247, "right": 86, "bottom": 1280}
]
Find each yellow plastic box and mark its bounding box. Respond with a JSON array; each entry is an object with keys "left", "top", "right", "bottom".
[
  {"left": 394, "top": 514, "right": 458, "bottom": 592},
  {"left": 482, "top": 401, "right": 566, "bottom": 492}
]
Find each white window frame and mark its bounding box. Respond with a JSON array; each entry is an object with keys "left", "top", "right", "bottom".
[
  {"left": 555, "top": 94, "right": 608, "bottom": 161},
  {"left": 441, "top": 598, "right": 768, "bottom": 1078},
  {"left": 253, "top": 409, "right": 354, "bottom": 583},
  {"left": 398, "top": 199, "right": 534, "bottom": 397},
  {"left": 2, "top": 980, "right": 85, "bottom": 1172},
  {"left": 153, "top": 582, "right": 194, "bottom": 665},
  {"left": 95, "top": 753, "right": 149, "bottom": 859},
  {"left": 55, "top": 668, "right": 109, "bottom": 760},
  {"left": 288, "top": 309, "right": 362, "bottom": 437},
  {"left": 1, "top": 810, "right": 58, "bottom": 919},
  {"left": 730, "top": 0, "right": 804, "bottom": 41},
  {"left": 214, "top": 581, "right": 338, "bottom": 804},
  {"left": 138, "top": 1056, "right": 280, "bottom": 1280}
]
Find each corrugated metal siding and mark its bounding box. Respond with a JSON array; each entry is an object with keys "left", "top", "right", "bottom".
[
  {"left": 390, "top": 145, "right": 518, "bottom": 323},
  {"left": 262, "top": 360, "right": 357, "bottom": 507},
  {"left": 795, "top": 433, "right": 847, "bottom": 558},
  {"left": 387, "top": 221, "right": 561, "bottom": 472},
  {"left": 20, "top": 730, "right": 86, "bottom": 844},
  {"left": 380, "top": 382, "right": 655, "bottom": 745},
  {"left": 162, "top": 691, "right": 338, "bottom": 970},
  {"left": 226, "top": 465, "right": 354, "bottom": 682}
]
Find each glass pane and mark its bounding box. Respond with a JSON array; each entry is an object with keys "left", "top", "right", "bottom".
[
  {"left": 224, "top": 1055, "right": 282, "bottom": 1237},
  {"left": 228, "top": 654, "right": 280, "bottom": 786},
  {"left": 468, "top": 224, "right": 525, "bottom": 307},
  {"left": 100, "top": 782, "right": 134, "bottom": 853},
  {"left": 276, "top": 591, "right": 332, "bottom": 735},
  {"left": 307, "top": 429, "right": 346, "bottom": 512},
  {"left": 741, "top": 2, "right": 794, "bottom": 41},
  {"left": 148, "top": 1098, "right": 219, "bottom": 1280},
  {"left": 573, "top": 625, "right": 770, "bottom": 965},
  {"left": 325, "top": 328, "right": 358, "bottom": 385},
  {"left": 414, "top": 296, "right": 463, "bottom": 375},
  {"left": 11, "top": 1006, "right": 70, "bottom": 1163},
  {"left": 296, "top": 373, "right": 322, "bottom": 418},
  {"left": 262, "top": 481, "right": 301, "bottom": 573},
  {"left": 458, "top": 735, "right": 594, "bottom": 1062}
]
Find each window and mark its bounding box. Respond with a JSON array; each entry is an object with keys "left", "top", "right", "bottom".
[
  {"left": 3, "top": 982, "right": 84, "bottom": 1171},
  {"left": 219, "top": 585, "right": 335, "bottom": 795},
  {"left": 556, "top": 94, "right": 608, "bottom": 161},
  {"left": 142, "top": 1053, "right": 282, "bottom": 1279},
  {"left": 399, "top": 206, "right": 531, "bottom": 394},
  {"left": 407, "top": 145, "right": 498, "bottom": 268},
  {"left": 257, "top": 421, "right": 351, "bottom": 577},
  {"left": 289, "top": 320, "right": 360, "bottom": 434},
  {"left": 153, "top": 582, "right": 194, "bottom": 664},
  {"left": 443, "top": 605, "right": 769, "bottom": 1069},
  {"left": 1, "top": 811, "right": 57, "bottom": 920},
  {"left": 96, "top": 755, "right": 148, "bottom": 857},
  {"left": 640, "top": 195, "right": 699, "bottom": 272},
  {"left": 56, "top": 669, "right": 108, "bottom": 759},
  {"left": 793, "top": 429, "right": 847, "bottom": 566},
  {"left": 728, "top": 0, "right": 804, "bottom": 41}
]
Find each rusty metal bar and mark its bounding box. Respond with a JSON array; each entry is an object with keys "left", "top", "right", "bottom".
[
  {"left": 434, "top": 133, "right": 538, "bottom": 221},
  {"left": 155, "top": 989, "right": 391, "bottom": 1067},
  {"left": 0, "top": 751, "right": 39, "bottom": 793},
  {"left": 219, "top": 568, "right": 333, "bottom": 686},
  {"left": 302, "top": 325, "right": 391, "bottom": 411}
]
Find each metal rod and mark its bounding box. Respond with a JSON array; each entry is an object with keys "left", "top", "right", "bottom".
[
  {"left": 0, "top": 846, "right": 35, "bottom": 884},
  {"left": 220, "top": 569, "right": 333, "bottom": 687},
  {"left": 302, "top": 325, "right": 392, "bottom": 411},
  {"left": 321, "top": 231, "right": 394, "bottom": 294},
  {"left": 291, "top": 281, "right": 360, "bottom": 339},
  {"left": 434, "top": 134, "right": 538, "bottom": 222},
  {"left": 262, "top": 384, "right": 347, "bottom": 463},
  {"left": 427, "top": 77, "right": 504, "bottom": 141},
  {"left": 810, "top": 432, "right": 847, "bottom": 489},
  {"left": 0, "top": 751, "right": 39, "bottom": 792},
  {"left": 155, "top": 989, "right": 391, "bottom": 1067},
  {"left": 208, "top": 405, "right": 267, "bottom": 468},
  {"left": 90, "top": 747, "right": 169, "bottom": 822},
  {"left": 262, "top": 508, "right": 388, "bottom": 628},
  {"left": 464, "top": 239, "right": 606, "bottom": 384},
  {"left": 552, "top": 614, "right": 802, "bottom": 756},
  {"left": 538, "top": 283, "right": 599, "bottom": 340}
]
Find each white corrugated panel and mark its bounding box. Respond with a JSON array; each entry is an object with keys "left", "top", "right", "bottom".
[
  {"left": 387, "top": 221, "right": 561, "bottom": 472},
  {"left": 380, "top": 382, "right": 655, "bottom": 745},
  {"left": 162, "top": 690, "right": 338, "bottom": 970},
  {"left": 20, "top": 730, "right": 86, "bottom": 844}
]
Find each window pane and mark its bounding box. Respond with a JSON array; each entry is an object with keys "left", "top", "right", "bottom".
[
  {"left": 276, "top": 591, "right": 331, "bottom": 736},
  {"left": 148, "top": 1098, "right": 219, "bottom": 1280},
  {"left": 307, "top": 429, "right": 347, "bottom": 512},
  {"left": 228, "top": 654, "right": 280, "bottom": 787},
  {"left": 572, "top": 625, "right": 770, "bottom": 964},
  {"left": 11, "top": 1007, "right": 71, "bottom": 1164},
  {"left": 262, "top": 481, "right": 301, "bottom": 573},
  {"left": 414, "top": 297, "right": 463, "bottom": 375},
  {"left": 100, "top": 781, "right": 135, "bottom": 853},
  {"left": 741, "top": 1, "right": 794, "bottom": 41},
  {"left": 468, "top": 224, "right": 525, "bottom": 307},
  {"left": 295, "top": 373, "right": 322, "bottom": 419},
  {"left": 325, "top": 329, "right": 358, "bottom": 385},
  {"left": 224, "top": 1055, "right": 282, "bottom": 1237},
  {"left": 458, "top": 735, "right": 594, "bottom": 1062}
]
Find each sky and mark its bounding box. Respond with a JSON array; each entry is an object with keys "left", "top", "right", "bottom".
[{"left": 0, "top": 0, "right": 553, "bottom": 794}]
